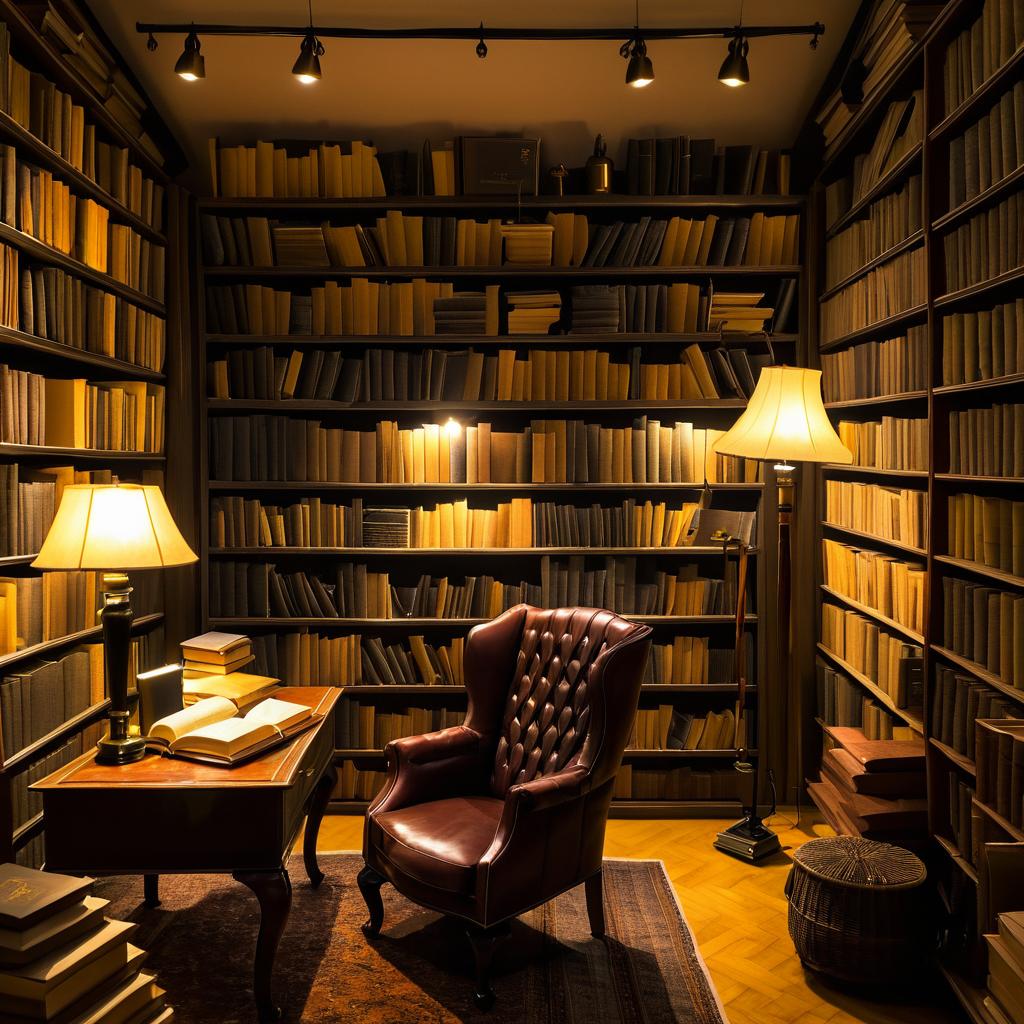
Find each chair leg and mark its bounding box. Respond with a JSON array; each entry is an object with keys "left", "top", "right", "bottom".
[
  {"left": 465, "top": 922, "right": 510, "bottom": 1011},
  {"left": 357, "top": 865, "right": 386, "bottom": 938},
  {"left": 585, "top": 870, "right": 605, "bottom": 939}
]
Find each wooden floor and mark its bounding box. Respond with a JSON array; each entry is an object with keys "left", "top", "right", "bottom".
[{"left": 316, "top": 808, "right": 965, "bottom": 1024}]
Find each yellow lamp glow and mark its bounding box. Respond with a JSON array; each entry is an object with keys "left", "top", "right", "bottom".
[
  {"left": 712, "top": 366, "right": 852, "bottom": 465},
  {"left": 445, "top": 418, "right": 462, "bottom": 437}
]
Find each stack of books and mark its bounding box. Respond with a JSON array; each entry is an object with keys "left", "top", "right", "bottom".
[
  {"left": 809, "top": 725, "right": 928, "bottom": 845},
  {"left": 0, "top": 864, "right": 170, "bottom": 1023},
  {"left": 708, "top": 292, "right": 775, "bottom": 333},
  {"left": 569, "top": 286, "right": 620, "bottom": 334},
  {"left": 506, "top": 291, "right": 561, "bottom": 334},
  {"left": 986, "top": 911, "right": 1024, "bottom": 1024},
  {"left": 362, "top": 507, "right": 411, "bottom": 548},
  {"left": 433, "top": 289, "right": 499, "bottom": 335},
  {"left": 500, "top": 224, "right": 554, "bottom": 266},
  {"left": 179, "top": 632, "right": 279, "bottom": 711}
]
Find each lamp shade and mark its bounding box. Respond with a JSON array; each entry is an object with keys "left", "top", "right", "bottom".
[
  {"left": 33, "top": 484, "right": 198, "bottom": 571},
  {"left": 713, "top": 366, "right": 853, "bottom": 464}
]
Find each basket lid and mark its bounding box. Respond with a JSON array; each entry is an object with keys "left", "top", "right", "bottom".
[{"left": 794, "top": 836, "right": 926, "bottom": 889}]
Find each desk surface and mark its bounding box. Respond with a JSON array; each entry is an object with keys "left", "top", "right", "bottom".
[{"left": 32, "top": 687, "right": 338, "bottom": 791}]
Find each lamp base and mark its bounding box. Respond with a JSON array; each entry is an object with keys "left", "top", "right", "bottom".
[
  {"left": 95, "top": 733, "right": 147, "bottom": 766},
  {"left": 713, "top": 815, "right": 782, "bottom": 863}
]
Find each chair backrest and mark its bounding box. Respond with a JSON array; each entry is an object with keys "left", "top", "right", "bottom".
[{"left": 480, "top": 606, "right": 651, "bottom": 797}]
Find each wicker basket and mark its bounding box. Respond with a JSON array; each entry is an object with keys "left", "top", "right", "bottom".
[{"left": 785, "top": 836, "right": 932, "bottom": 983}]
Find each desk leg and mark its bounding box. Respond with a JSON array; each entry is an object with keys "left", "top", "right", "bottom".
[
  {"left": 143, "top": 874, "right": 160, "bottom": 908},
  {"left": 233, "top": 868, "right": 292, "bottom": 1023},
  {"left": 303, "top": 763, "right": 338, "bottom": 888}
]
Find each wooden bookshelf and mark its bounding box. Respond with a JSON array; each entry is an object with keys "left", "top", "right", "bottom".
[
  {"left": 807, "top": 0, "right": 1024, "bottom": 1012},
  {"left": 196, "top": 187, "right": 801, "bottom": 816},
  {"left": 0, "top": 5, "right": 181, "bottom": 869}
]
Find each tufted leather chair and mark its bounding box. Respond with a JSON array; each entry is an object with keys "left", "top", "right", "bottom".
[{"left": 357, "top": 604, "right": 652, "bottom": 1008}]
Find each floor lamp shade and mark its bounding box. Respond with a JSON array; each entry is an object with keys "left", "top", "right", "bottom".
[
  {"left": 33, "top": 483, "right": 197, "bottom": 571},
  {"left": 712, "top": 366, "right": 853, "bottom": 465}
]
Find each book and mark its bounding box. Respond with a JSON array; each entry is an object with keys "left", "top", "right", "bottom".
[
  {"left": 181, "top": 672, "right": 280, "bottom": 709},
  {"left": 0, "top": 868, "right": 93, "bottom": 932},
  {"left": 0, "top": 897, "right": 108, "bottom": 968}
]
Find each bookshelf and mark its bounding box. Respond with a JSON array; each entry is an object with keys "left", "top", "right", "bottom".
[
  {"left": 807, "top": 0, "right": 1024, "bottom": 1015},
  {"left": 0, "top": 5, "right": 181, "bottom": 868},
  {"left": 196, "top": 182, "right": 804, "bottom": 817}
]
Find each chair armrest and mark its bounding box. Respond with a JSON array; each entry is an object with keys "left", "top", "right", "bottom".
[
  {"left": 506, "top": 766, "right": 590, "bottom": 812},
  {"left": 369, "top": 725, "right": 488, "bottom": 815}
]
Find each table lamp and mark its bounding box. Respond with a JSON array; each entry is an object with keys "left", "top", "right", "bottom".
[
  {"left": 33, "top": 482, "right": 197, "bottom": 765},
  {"left": 712, "top": 366, "right": 853, "bottom": 860}
]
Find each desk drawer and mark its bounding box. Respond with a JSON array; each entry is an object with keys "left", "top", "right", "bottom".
[{"left": 283, "top": 719, "right": 334, "bottom": 840}]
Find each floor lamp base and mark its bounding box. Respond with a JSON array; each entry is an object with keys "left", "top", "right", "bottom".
[{"left": 713, "top": 815, "right": 782, "bottom": 863}]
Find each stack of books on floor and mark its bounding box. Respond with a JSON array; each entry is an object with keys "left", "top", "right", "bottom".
[
  {"left": 809, "top": 724, "right": 928, "bottom": 847},
  {"left": 179, "top": 632, "right": 279, "bottom": 710},
  {"left": 985, "top": 911, "right": 1024, "bottom": 1024},
  {"left": 0, "top": 864, "right": 170, "bottom": 1024}
]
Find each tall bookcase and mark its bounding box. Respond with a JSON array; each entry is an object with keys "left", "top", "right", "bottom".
[
  {"left": 0, "top": 0, "right": 183, "bottom": 867},
  {"left": 194, "top": 187, "right": 805, "bottom": 818},
  {"left": 808, "top": 0, "right": 1024, "bottom": 1016}
]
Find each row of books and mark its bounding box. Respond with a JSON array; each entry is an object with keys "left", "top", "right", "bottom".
[
  {"left": 208, "top": 342, "right": 772, "bottom": 404},
  {"left": 824, "top": 174, "right": 922, "bottom": 289},
  {"left": 820, "top": 326, "right": 927, "bottom": 402},
  {"left": 821, "top": 603, "right": 924, "bottom": 710},
  {"left": 628, "top": 705, "right": 742, "bottom": 751},
  {"left": 943, "top": 576, "right": 1023, "bottom": 686},
  {"left": 208, "top": 138, "right": 386, "bottom": 199},
  {"left": 1, "top": 249, "right": 167, "bottom": 371},
  {"left": 613, "top": 764, "right": 740, "bottom": 800},
  {"left": 209, "top": 557, "right": 742, "bottom": 620},
  {"left": 819, "top": 245, "right": 925, "bottom": 343},
  {"left": 948, "top": 82, "right": 1024, "bottom": 211},
  {"left": 0, "top": 25, "right": 167, "bottom": 224},
  {"left": 837, "top": 415, "right": 929, "bottom": 471},
  {"left": 825, "top": 479, "right": 927, "bottom": 550},
  {"left": 948, "top": 493, "right": 1024, "bottom": 577},
  {"left": 208, "top": 495, "right": 751, "bottom": 551},
  {"left": 0, "top": 571, "right": 100, "bottom": 654},
  {"left": 947, "top": 771, "right": 978, "bottom": 867},
  {"left": 335, "top": 699, "right": 464, "bottom": 750},
  {"left": 822, "top": 537, "right": 926, "bottom": 634},
  {"left": 942, "top": 0, "right": 1024, "bottom": 114},
  {"left": 209, "top": 415, "right": 760, "bottom": 485},
  {"left": 943, "top": 192, "right": 1023, "bottom": 294},
  {"left": 334, "top": 761, "right": 384, "bottom": 801},
  {"left": 948, "top": 403, "right": 1024, "bottom": 477},
  {"left": 624, "top": 138, "right": 790, "bottom": 196},
  {"left": 817, "top": 662, "right": 917, "bottom": 741},
  {"left": 0, "top": 367, "right": 165, "bottom": 451},
  {"left": 976, "top": 718, "right": 1024, "bottom": 831},
  {"left": 941, "top": 299, "right": 1024, "bottom": 386},
  {"left": 932, "top": 663, "right": 1017, "bottom": 762},
  {"left": 816, "top": 0, "right": 933, "bottom": 148}
]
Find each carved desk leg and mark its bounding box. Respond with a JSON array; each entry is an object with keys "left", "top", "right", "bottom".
[
  {"left": 233, "top": 868, "right": 292, "bottom": 1023},
  {"left": 303, "top": 763, "right": 338, "bottom": 888},
  {"left": 143, "top": 873, "right": 160, "bottom": 908}
]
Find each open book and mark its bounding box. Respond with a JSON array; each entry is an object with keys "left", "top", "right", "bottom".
[{"left": 147, "top": 696, "right": 318, "bottom": 765}]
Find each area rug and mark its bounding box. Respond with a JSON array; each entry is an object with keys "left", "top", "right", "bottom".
[{"left": 95, "top": 854, "right": 727, "bottom": 1024}]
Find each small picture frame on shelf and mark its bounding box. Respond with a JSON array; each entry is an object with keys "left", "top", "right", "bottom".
[{"left": 458, "top": 136, "right": 540, "bottom": 196}]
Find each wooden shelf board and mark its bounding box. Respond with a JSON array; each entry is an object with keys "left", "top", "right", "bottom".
[
  {"left": 932, "top": 372, "right": 1024, "bottom": 397},
  {"left": 0, "top": 109, "right": 166, "bottom": 244},
  {"left": 930, "top": 646, "right": 1024, "bottom": 707},
  {"left": 209, "top": 546, "right": 760, "bottom": 558},
  {"left": 933, "top": 555, "right": 1024, "bottom": 590},
  {"left": 819, "top": 521, "right": 926, "bottom": 557},
  {"left": 815, "top": 643, "right": 924, "bottom": 733},
  {"left": 11, "top": 811, "right": 44, "bottom": 847},
  {"left": 1, "top": 699, "right": 109, "bottom": 773},
  {"left": 819, "top": 585, "right": 925, "bottom": 645},
  {"left": 934, "top": 834, "right": 979, "bottom": 884},
  {"left": 929, "top": 737, "right": 976, "bottom": 778},
  {"left": 933, "top": 163, "right": 1024, "bottom": 234},
  {"left": 0, "top": 444, "right": 164, "bottom": 463},
  {"left": 204, "top": 331, "right": 798, "bottom": 349},
  {"left": 940, "top": 964, "right": 999, "bottom": 1024},
  {"left": 824, "top": 145, "right": 923, "bottom": 239},
  {"left": 972, "top": 795, "right": 1024, "bottom": 842},
  {"left": 935, "top": 474, "right": 1024, "bottom": 486},
  {"left": 0, "top": 324, "right": 164, "bottom": 381},
  {"left": 820, "top": 464, "right": 928, "bottom": 480},
  {"left": 0, "top": 222, "right": 164, "bottom": 315},
  {"left": 935, "top": 266, "right": 1024, "bottom": 310},
  {"left": 207, "top": 480, "right": 764, "bottom": 493},
  {"left": 818, "top": 304, "right": 929, "bottom": 352},
  {"left": 0, "top": 553, "right": 37, "bottom": 567},
  {"left": 818, "top": 230, "right": 925, "bottom": 302},
  {"left": 207, "top": 398, "right": 748, "bottom": 413},
  {"left": 929, "top": 43, "right": 1024, "bottom": 142},
  {"left": 203, "top": 264, "right": 802, "bottom": 280},
  {"left": 209, "top": 614, "right": 756, "bottom": 629},
  {"left": 824, "top": 390, "right": 927, "bottom": 409}
]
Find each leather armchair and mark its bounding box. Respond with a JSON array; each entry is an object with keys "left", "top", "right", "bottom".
[{"left": 358, "top": 604, "right": 652, "bottom": 1008}]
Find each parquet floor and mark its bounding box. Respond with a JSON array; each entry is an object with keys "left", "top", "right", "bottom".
[{"left": 314, "top": 809, "right": 965, "bottom": 1024}]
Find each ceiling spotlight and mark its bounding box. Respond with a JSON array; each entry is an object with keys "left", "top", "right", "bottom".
[
  {"left": 718, "top": 34, "right": 750, "bottom": 87},
  {"left": 174, "top": 29, "right": 204, "bottom": 81},
  {"left": 625, "top": 38, "right": 654, "bottom": 87},
  {"left": 292, "top": 30, "right": 324, "bottom": 84}
]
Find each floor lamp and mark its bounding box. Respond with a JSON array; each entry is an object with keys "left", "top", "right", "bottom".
[{"left": 711, "top": 366, "right": 853, "bottom": 860}]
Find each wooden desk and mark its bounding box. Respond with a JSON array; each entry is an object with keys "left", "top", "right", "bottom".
[{"left": 33, "top": 686, "right": 339, "bottom": 1023}]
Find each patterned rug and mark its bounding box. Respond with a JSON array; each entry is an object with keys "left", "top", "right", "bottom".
[{"left": 96, "top": 854, "right": 727, "bottom": 1024}]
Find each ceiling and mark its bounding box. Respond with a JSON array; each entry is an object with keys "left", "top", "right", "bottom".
[{"left": 87, "top": 1, "right": 859, "bottom": 191}]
